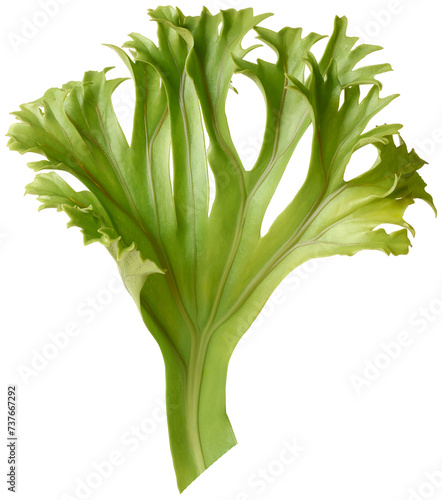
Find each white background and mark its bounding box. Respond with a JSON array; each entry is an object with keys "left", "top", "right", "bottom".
[{"left": 1, "top": 0, "right": 442, "bottom": 499}]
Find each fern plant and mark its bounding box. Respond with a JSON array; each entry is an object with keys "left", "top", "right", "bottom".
[{"left": 7, "top": 7, "right": 434, "bottom": 492}]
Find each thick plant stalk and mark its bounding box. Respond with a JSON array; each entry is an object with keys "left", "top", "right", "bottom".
[
  {"left": 141, "top": 296, "right": 241, "bottom": 491},
  {"left": 162, "top": 332, "right": 236, "bottom": 491},
  {"left": 7, "top": 6, "right": 434, "bottom": 493}
]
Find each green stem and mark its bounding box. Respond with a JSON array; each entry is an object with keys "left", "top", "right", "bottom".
[
  {"left": 140, "top": 291, "right": 237, "bottom": 492},
  {"left": 164, "top": 332, "right": 237, "bottom": 492}
]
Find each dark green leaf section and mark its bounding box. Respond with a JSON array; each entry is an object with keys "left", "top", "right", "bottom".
[{"left": 7, "top": 6, "right": 435, "bottom": 493}]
